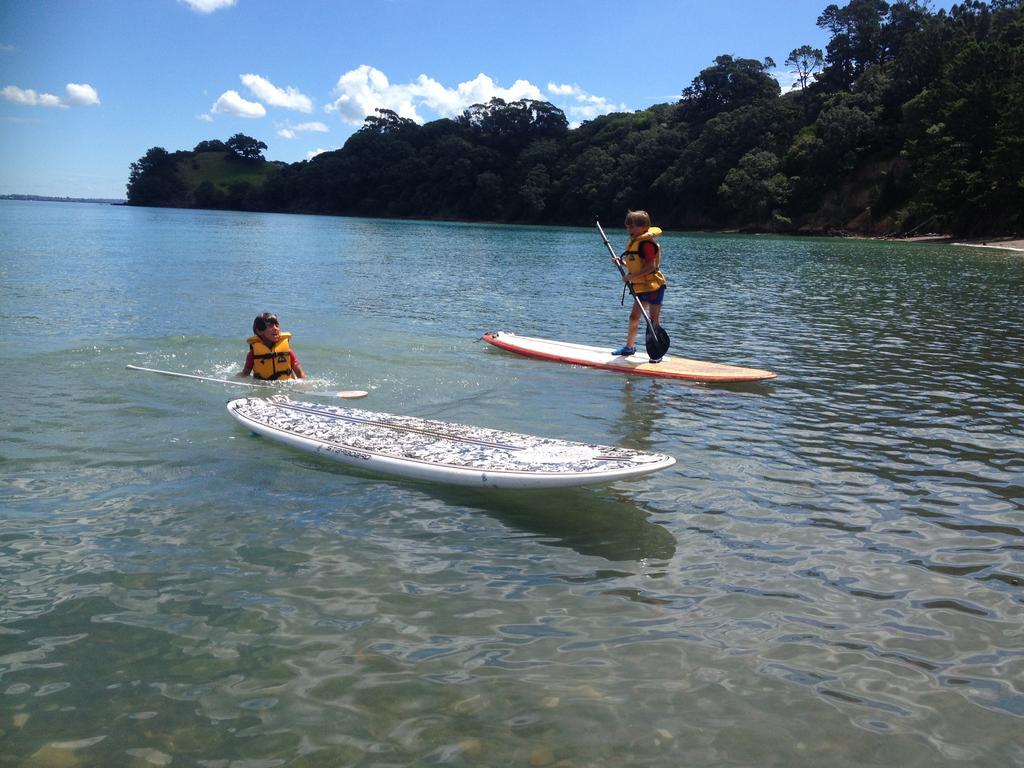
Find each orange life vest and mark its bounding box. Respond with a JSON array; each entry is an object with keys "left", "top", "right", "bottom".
[
  {"left": 247, "top": 332, "right": 295, "bottom": 380},
  {"left": 623, "top": 227, "right": 666, "bottom": 294}
]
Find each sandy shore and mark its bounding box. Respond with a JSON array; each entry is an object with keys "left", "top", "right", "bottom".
[
  {"left": 897, "top": 235, "right": 1024, "bottom": 252},
  {"left": 952, "top": 238, "right": 1024, "bottom": 252}
]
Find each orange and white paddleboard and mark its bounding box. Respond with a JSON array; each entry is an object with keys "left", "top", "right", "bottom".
[{"left": 482, "top": 332, "right": 776, "bottom": 383}]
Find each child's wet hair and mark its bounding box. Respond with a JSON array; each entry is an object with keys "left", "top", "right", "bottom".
[{"left": 253, "top": 312, "right": 280, "bottom": 334}]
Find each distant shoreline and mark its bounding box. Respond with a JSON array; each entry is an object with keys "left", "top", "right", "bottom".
[
  {"left": 1, "top": 194, "right": 125, "bottom": 205},
  {"left": 4, "top": 195, "right": 1021, "bottom": 251}
]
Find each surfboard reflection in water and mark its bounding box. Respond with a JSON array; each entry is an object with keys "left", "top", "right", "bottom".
[{"left": 422, "top": 485, "right": 676, "bottom": 563}]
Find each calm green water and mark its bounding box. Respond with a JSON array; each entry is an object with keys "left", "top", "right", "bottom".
[{"left": 2, "top": 200, "right": 1023, "bottom": 767}]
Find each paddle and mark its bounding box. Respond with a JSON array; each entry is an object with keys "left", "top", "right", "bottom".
[
  {"left": 595, "top": 219, "right": 671, "bottom": 361},
  {"left": 126, "top": 365, "right": 368, "bottom": 398}
]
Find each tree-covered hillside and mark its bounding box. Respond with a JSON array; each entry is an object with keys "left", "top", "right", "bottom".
[{"left": 127, "top": 0, "right": 1024, "bottom": 237}]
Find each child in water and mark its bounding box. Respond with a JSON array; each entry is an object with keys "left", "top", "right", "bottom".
[
  {"left": 612, "top": 210, "right": 666, "bottom": 360},
  {"left": 238, "top": 312, "right": 305, "bottom": 380}
]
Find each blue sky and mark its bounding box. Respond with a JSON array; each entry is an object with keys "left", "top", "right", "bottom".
[{"left": 1, "top": 0, "right": 901, "bottom": 199}]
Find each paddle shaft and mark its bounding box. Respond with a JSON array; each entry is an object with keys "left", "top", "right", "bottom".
[
  {"left": 126, "top": 365, "right": 366, "bottom": 398},
  {"left": 127, "top": 365, "right": 264, "bottom": 387}
]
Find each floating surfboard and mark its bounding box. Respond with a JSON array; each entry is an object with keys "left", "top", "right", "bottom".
[
  {"left": 227, "top": 396, "right": 675, "bottom": 488},
  {"left": 482, "top": 332, "right": 776, "bottom": 383}
]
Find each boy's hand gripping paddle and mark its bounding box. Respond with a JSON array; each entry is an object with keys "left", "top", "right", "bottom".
[{"left": 595, "top": 219, "right": 671, "bottom": 361}]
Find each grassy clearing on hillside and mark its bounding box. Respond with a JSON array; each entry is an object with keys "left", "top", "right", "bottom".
[{"left": 179, "top": 152, "right": 282, "bottom": 192}]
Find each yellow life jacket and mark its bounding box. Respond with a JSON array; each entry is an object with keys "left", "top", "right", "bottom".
[
  {"left": 623, "top": 227, "right": 666, "bottom": 294},
  {"left": 247, "top": 332, "right": 295, "bottom": 380}
]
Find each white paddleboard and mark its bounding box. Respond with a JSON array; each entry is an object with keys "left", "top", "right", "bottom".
[
  {"left": 482, "top": 332, "right": 777, "bottom": 383},
  {"left": 227, "top": 396, "right": 675, "bottom": 488}
]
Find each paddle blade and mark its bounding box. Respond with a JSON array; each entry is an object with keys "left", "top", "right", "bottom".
[
  {"left": 336, "top": 390, "right": 369, "bottom": 399},
  {"left": 645, "top": 323, "right": 671, "bottom": 360}
]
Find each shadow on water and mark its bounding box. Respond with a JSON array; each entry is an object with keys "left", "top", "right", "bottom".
[
  {"left": 260, "top": 435, "right": 674, "bottom": 564},
  {"left": 427, "top": 484, "right": 677, "bottom": 563},
  {"left": 700, "top": 378, "right": 778, "bottom": 396},
  {"left": 611, "top": 374, "right": 776, "bottom": 447},
  {"left": 616, "top": 368, "right": 776, "bottom": 420},
  {"left": 281, "top": 443, "right": 677, "bottom": 562}
]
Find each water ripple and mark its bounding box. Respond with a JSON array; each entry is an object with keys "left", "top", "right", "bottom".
[{"left": 3, "top": 206, "right": 1024, "bottom": 766}]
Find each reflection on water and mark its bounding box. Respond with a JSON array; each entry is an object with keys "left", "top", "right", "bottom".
[
  {"left": 434, "top": 486, "right": 678, "bottom": 563},
  {"left": 3, "top": 202, "right": 1023, "bottom": 767}
]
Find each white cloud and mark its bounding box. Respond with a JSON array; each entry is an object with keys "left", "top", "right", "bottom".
[
  {"left": 209, "top": 65, "right": 627, "bottom": 132},
  {"left": 547, "top": 83, "right": 577, "bottom": 96},
  {"left": 546, "top": 82, "right": 626, "bottom": 125},
  {"left": 196, "top": 113, "right": 213, "bottom": 122},
  {"left": 306, "top": 147, "right": 334, "bottom": 160},
  {"left": 211, "top": 90, "right": 266, "bottom": 118},
  {"left": 0, "top": 44, "right": 16, "bottom": 53},
  {"left": 2, "top": 82, "right": 100, "bottom": 108},
  {"left": 241, "top": 74, "right": 313, "bottom": 112},
  {"left": 2, "top": 85, "right": 65, "bottom": 107},
  {"left": 419, "top": 73, "right": 542, "bottom": 118},
  {"left": 773, "top": 70, "right": 803, "bottom": 91},
  {"left": 65, "top": 83, "right": 100, "bottom": 106},
  {"left": 324, "top": 65, "right": 544, "bottom": 126},
  {"left": 179, "top": 0, "right": 236, "bottom": 13},
  {"left": 277, "top": 121, "right": 328, "bottom": 139},
  {"left": 324, "top": 65, "right": 406, "bottom": 124}
]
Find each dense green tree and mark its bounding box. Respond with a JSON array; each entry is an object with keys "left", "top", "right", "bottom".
[
  {"left": 900, "top": 0, "right": 1024, "bottom": 233},
  {"left": 658, "top": 96, "right": 803, "bottom": 226},
  {"left": 518, "top": 164, "right": 552, "bottom": 215},
  {"left": 817, "top": 0, "right": 891, "bottom": 89},
  {"left": 456, "top": 97, "right": 568, "bottom": 160},
  {"left": 193, "top": 180, "right": 225, "bottom": 208},
  {"left": 361, "top": 108, "right": 419, "bottom": 137},
  {"left": 718, "top": 149, "right": 792, "bottom": 227},
  {"left": 193, "top": 139, "right": 228, "bottom": 153},
  {"left": 457, "top": 98, "right": 567, "bottom": 141},
  {"left": 225, "top": 133, "right": 268, "bottom": 161},
  {"left": 679, "top": 55, "right": 781, "bottom": 123},
  {"left": 126, "top": 147, "right": 188, "bottom": 206}
]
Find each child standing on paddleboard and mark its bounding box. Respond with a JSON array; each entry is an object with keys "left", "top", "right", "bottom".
[
  {"left": 238, "top": 312, "right": 306, "bottom": 380},
  {"left": 612, "top": 210, "right": 666, "bottom": 361}
]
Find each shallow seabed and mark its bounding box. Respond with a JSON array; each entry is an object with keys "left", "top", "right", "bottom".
[{"left": 2, "top": 201, "right": 1023, "bottom": 767}]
